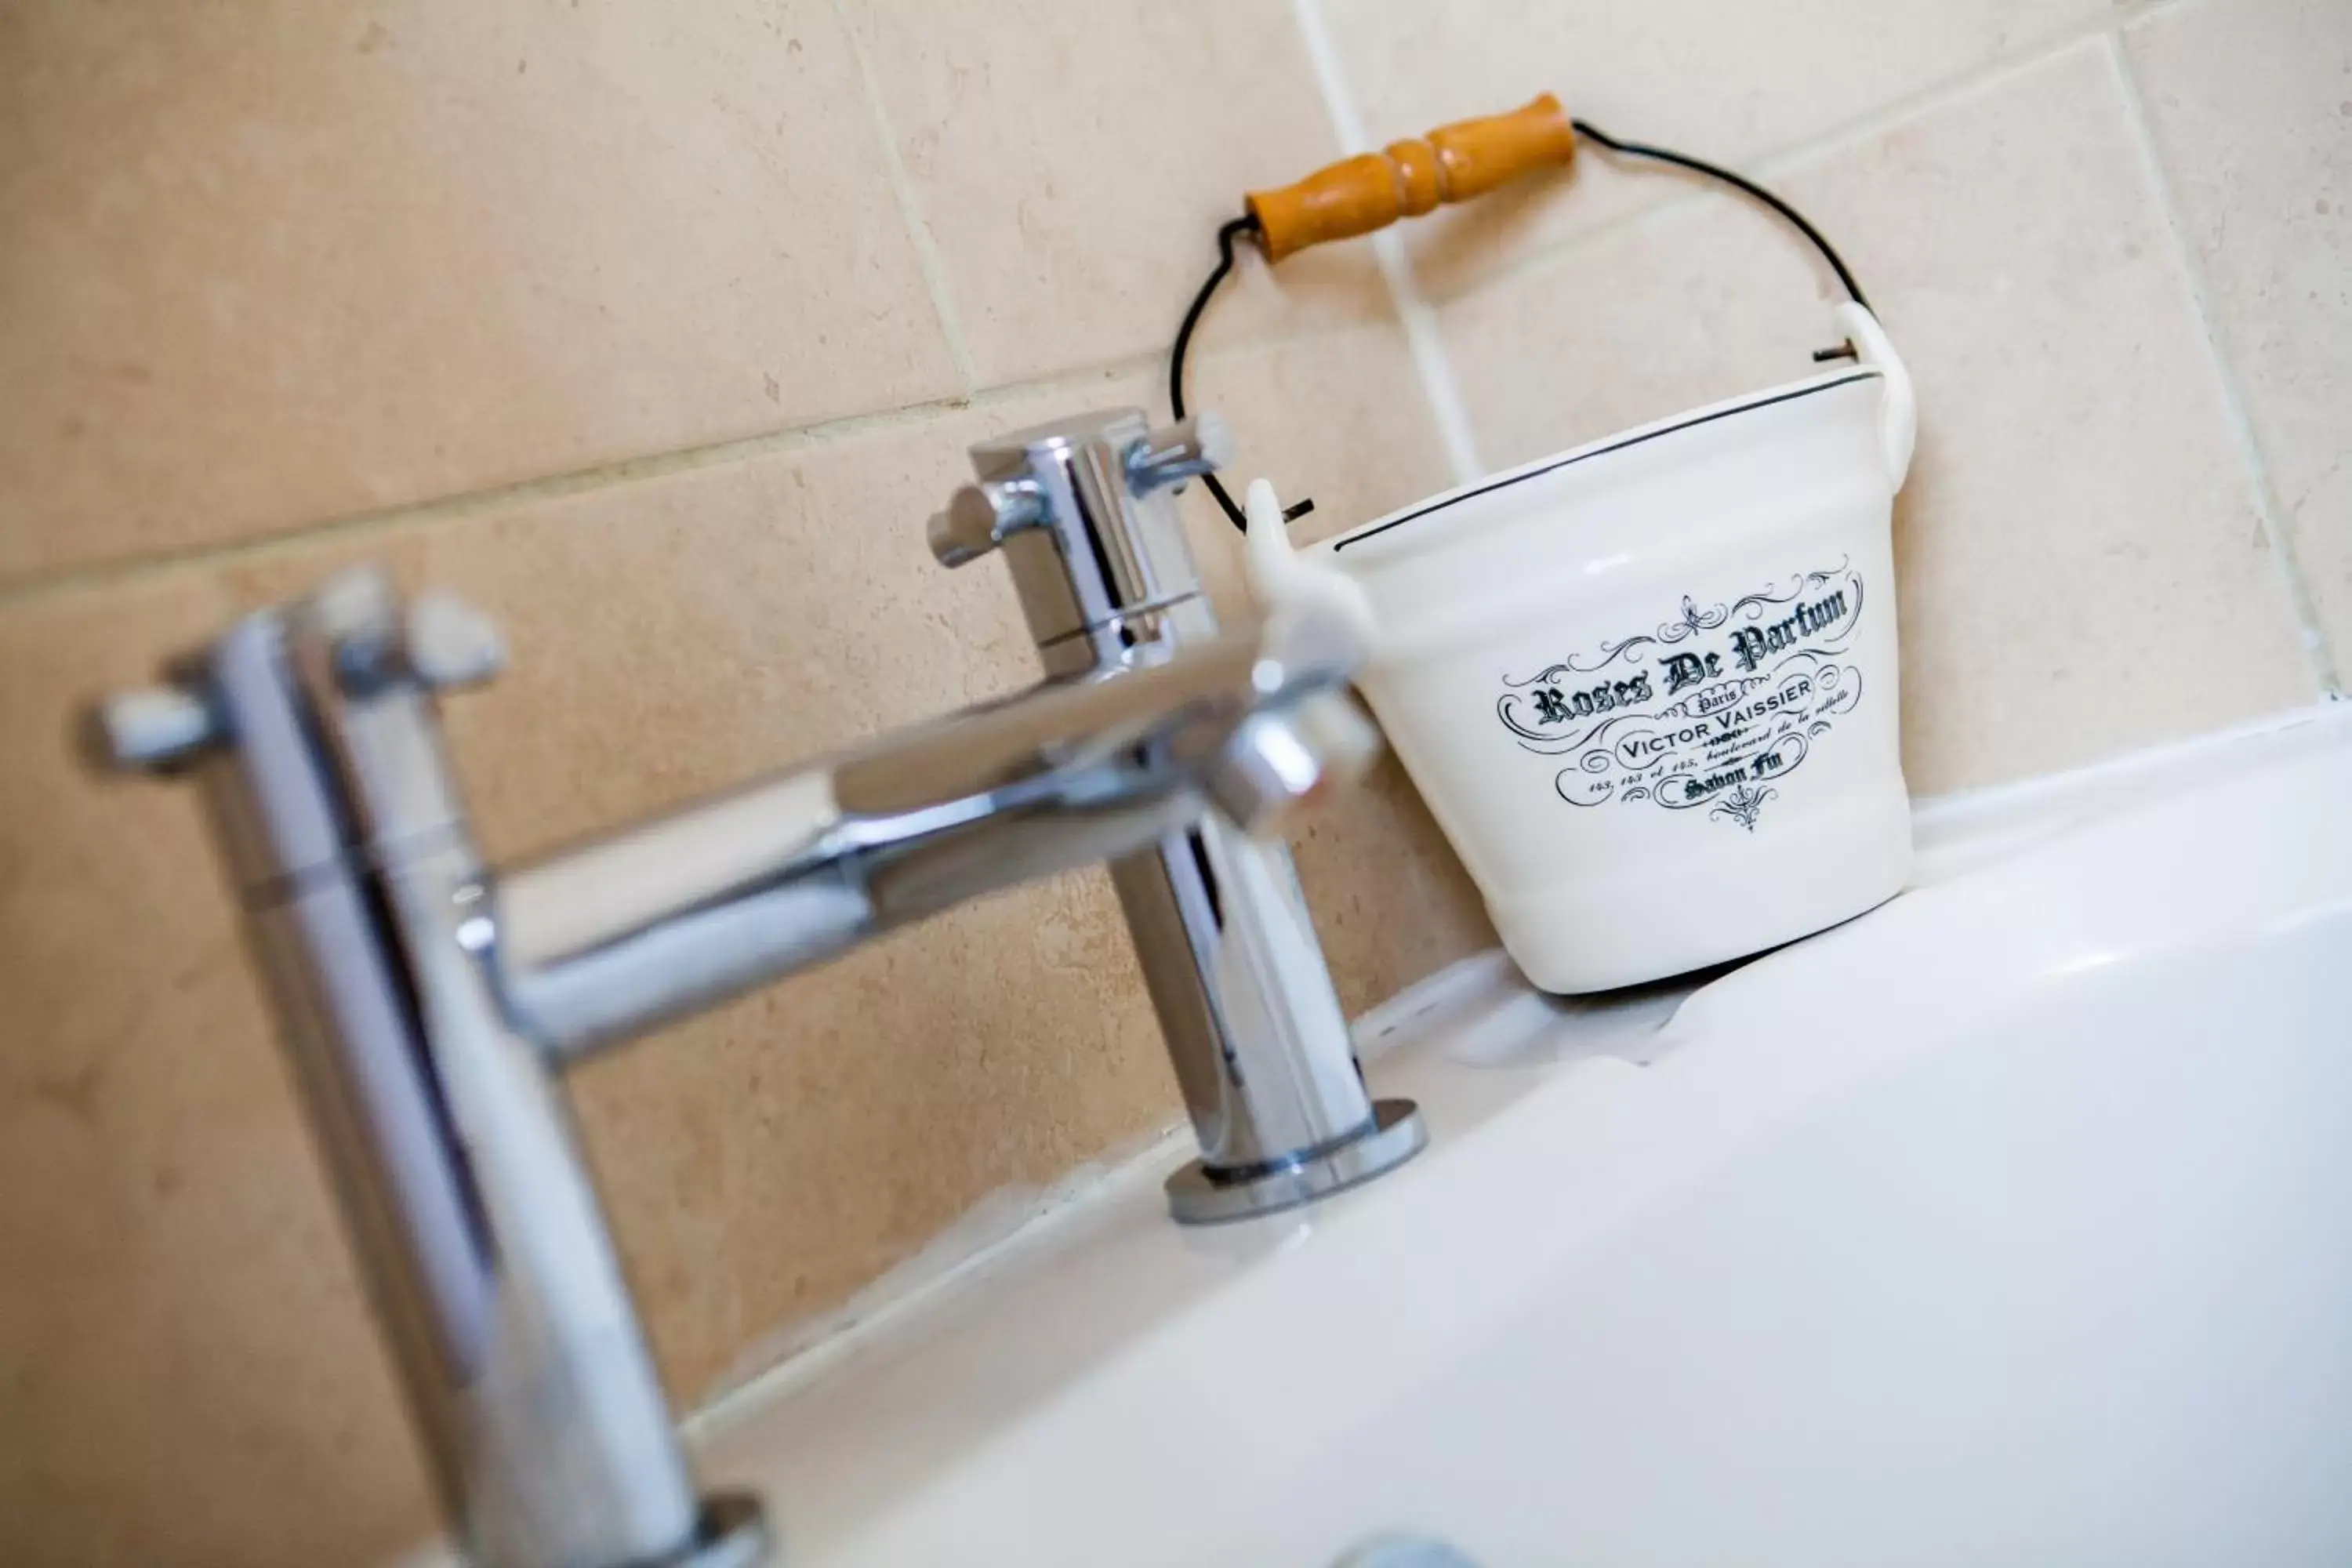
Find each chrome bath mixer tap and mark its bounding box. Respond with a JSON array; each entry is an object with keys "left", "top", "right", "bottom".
[{"left": 92, "top": 410, "right": 1421, "bottom": 1568}]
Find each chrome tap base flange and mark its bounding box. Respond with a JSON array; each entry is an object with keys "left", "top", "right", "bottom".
[
  {"left": 1165, "top": 1098, "right": 1428, "bottom": 1226},
  {"left": 661, "top": 1492, "right": 773, "bottom": 1568}
]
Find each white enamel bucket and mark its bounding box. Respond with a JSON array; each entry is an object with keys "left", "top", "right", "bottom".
[{"left": 1248, "top": 303, "right": 1918, "bottom": 993}]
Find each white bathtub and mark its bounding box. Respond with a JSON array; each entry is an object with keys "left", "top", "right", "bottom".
[{"left": 690, "top": 706, "right": 2352, "bottom": 1568}]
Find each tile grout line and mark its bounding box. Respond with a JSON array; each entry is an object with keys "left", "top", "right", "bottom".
[
  {"left": 1287, "top": 0, "right": 1485, "bottom": 485},
  {"left": 829, "top": 0, "right": 981, "bottom": 394},
  {"left": 0, "top": 325, "right": 1379, "bottom": 617},
  {"left": 2103, "top": 24, "right": 2344, "bottom": 695},
  {"left": 1438, "top": 10, "right": 2157, "bottom": 311},
  {"left": 0, "top": 386, "right": 1075, "bottom": 613},
  {"left": 1913, "top": 695, "right": 2352, "bottom": 842}
]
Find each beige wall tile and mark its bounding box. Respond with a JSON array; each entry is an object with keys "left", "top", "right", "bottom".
[
  {"left": 1322, "top": 0, "right": 2110, "bottom": 300},
  {"left": 845, "top": 0, "right": 1390, "bottom": 387},
  {"left": 1434, "top": 193, "right": 1833, "bottom": 470},
  {"left": 2125, "top": 0, "right": 2352, "bottom": 677},
  {"left": 1438, "top": 41, "right": 2318, "bottom": 795},
  {"left": 0, "top": 0, "right": 959, "bottom": 586},
  {"left": 1290, "top": 749, "right": 1497, "bottom": 1018}
]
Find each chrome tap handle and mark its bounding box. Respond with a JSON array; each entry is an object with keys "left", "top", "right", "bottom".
[
  {"left": 93, "top": 590, "right": 503, "bottom": 769},
  {"left": 94, "top": 685, "right": 220, "bottom": 770},
  {"left": 403, "top": 590, "right": 509, "bottom": 690},
  {"left": 927, "top": 476, "right": 1045, "bottom": 567},
  {"left": 1126, "top": 411, "right": 1236, "bottom": 495}
]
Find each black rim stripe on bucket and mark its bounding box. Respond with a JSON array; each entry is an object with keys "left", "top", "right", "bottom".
[{"left": 1329, "top": 368, "right": 1882, "bottom": 555}]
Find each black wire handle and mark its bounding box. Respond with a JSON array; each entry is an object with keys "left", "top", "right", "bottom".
[
  {"left": 1170, "top": 121, "right": 1873, "bottom": 533},
  {"left": 1167, "top": 213, "right": 1285, "bottom": 531},
  {"left": 1569, "top": 120, "right": 1870, "bottom": 309}
]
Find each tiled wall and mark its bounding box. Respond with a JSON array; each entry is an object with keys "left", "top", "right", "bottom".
[{"left": 0, "top": 0, "right": 2342, "bottom": 1563}]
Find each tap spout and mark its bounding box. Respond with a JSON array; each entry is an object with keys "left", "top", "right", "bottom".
[{"left": 493, "top": 605, "right": 1376, "bottom": 1062}]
